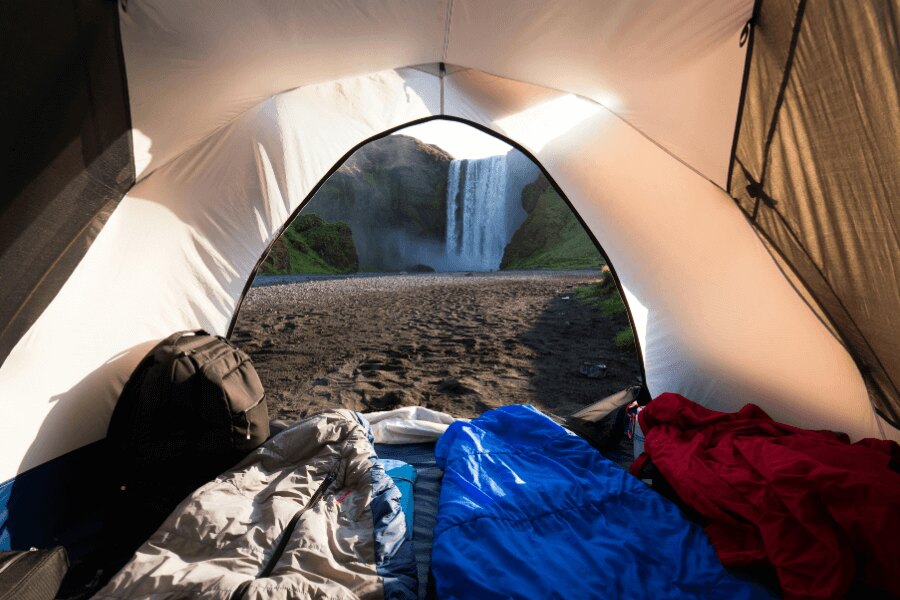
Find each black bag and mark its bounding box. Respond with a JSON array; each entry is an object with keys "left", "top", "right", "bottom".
[
  {"left": 0, "top": 547, "right": 68, "bottom": 600},
  {"left": 565, "top": 385, "right": 647, "bottom": 452},
  {"left": 104, "top": 330, "right": 268, "bottom": 569}
]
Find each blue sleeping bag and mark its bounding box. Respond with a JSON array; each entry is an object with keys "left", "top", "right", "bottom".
[{"left": 431, "top": 405, "right": 774, "bottom": 599}]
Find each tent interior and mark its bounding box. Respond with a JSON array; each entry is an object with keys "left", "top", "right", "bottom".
[{"left": 1, "top": 0, "right": 898, "bottom": 597}]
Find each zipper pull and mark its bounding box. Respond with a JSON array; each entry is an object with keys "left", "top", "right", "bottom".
[
  {"left": 314, "top": 467, "right": 339, "bottom": 504},
  {"left": 244, "top": 410, "right": 252, "bottom": 440}
]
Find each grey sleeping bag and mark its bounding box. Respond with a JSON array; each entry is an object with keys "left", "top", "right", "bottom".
[{"left": 94, "top": 409, "right": 416, "bottom": 599}]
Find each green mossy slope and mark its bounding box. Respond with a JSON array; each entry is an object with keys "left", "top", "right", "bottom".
[
  {"left": 259, "top": 213, "right": 358, "bottom": 275},
  {"left": 574, "top": 274, "right": 636, "bottom": 352},
  {"left": 501, "top": 176, "right": 605, "bottom": 270}
]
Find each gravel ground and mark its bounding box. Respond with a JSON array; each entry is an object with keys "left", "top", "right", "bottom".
[{"left": 231, "top": 270, "right": 642, "bottom": 420}]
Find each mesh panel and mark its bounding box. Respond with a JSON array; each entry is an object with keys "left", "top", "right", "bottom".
[
  {"left": 0, "top": 0, "right": 133, "bottom": 365},
  {"left": 730, "top": 0, "right": 900, "bottom": 426}
]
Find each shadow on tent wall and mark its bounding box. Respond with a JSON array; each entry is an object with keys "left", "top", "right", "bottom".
[{"left": 0, "top": 340, "right": 156, "bottom": 569}]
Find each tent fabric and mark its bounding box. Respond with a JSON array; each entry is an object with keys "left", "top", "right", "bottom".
[
  {"left": 0, "top": 0, "right": 898, "bottom": 535},
  {"left": 0, "top": 68, "right": 439, "bottom": 483},
  {"left": 729, "top": 0, "right": 900, "bottom": 427},
  {"left": 0, "top": 0, "right": 133, "bottom": 368},
  {"left": 431, "top": 405, "right": 774, "bottom": 599},
  {"left": 444, "top": 0, "right": 752, "bottom": 186},
  {"left": 444, "top": 70, "right": 889, "bottom": 441},
  {"left": 119, "top": 0, "right": 751, "bottom": 185},
  {"left": 2, "top": 63, "right": 889, "bottom": 490},
  {"left": 632, "top": 392, "right": 900, "bottom": 599}
]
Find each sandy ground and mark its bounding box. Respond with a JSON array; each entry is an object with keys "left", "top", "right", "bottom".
[{"left": 231, "top": 271, "right": 642, "bottom": 421}]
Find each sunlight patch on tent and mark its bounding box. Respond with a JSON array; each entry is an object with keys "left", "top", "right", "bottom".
[
  {"left": 495, "top": 94, "right": 605, "bottom": 152},
  {"left": 132, "top": 129, "right": 154, "bottom": 180}
]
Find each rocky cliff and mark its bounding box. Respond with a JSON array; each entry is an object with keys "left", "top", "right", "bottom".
[
  {"left": 260, "top": 134, "right": 603, "bottom": 275},
  {"left": 305, "top": 134, "right": 453, "bottom": 271}
]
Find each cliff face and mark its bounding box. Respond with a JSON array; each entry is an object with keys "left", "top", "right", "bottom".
[
  {"left": 306, "top": 134, "right": 453, "bottom": 271},
  {"left": 500, "top": 175, "right": 605, "bottom": 271}
]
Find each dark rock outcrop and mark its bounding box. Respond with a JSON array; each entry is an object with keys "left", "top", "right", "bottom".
[{"left": 306, "top": 135, "right": 453, "bottom": 271}]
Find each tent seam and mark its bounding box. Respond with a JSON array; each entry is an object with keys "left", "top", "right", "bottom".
[
  {"left": 441, "top": 0, "right": 454, "bottom": 63},
  {"left": 757, "top": 0, "right": 807, "bottom": 185},
  {"left": 726, "top": 0, "right": 763, "bottom": 194}
]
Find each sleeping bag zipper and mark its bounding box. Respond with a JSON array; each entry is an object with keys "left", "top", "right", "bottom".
[{"left": 231, "top": 465, "right": 339, "bottom": 599}]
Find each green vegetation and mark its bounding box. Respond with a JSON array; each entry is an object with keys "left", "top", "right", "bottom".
[
  {"left": 574, "top": 279, "right": 626, "bottom": 316},
  {"left": 501, "top": 177, "right": 605, "bottom": 270},
  {"left": 259, "top": 213, "right": 359, "bottom": 275},
  {"left": 575, "top": 276, "right": 636, "bottom": 352},
  {"left": 613, "top": 328, "right": 636, "bottom": 350}
]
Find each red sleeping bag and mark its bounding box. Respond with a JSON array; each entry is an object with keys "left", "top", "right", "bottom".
[{"left": 631, "top": 393, "right": 900, "bottom": 599}]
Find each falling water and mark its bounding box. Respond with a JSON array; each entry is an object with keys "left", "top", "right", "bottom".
[{"left": 443, "top": 155, "right": 516, "bottom": 271}]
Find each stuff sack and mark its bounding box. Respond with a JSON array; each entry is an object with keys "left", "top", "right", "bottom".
[
  {"left": 564, "top": 385, "right": 646, "bottom": 452},
  {"left": 0, "top": 547, "right": 68, "bottom": 600},
  {"left": 103, "top": 330, "right": 268, "bottom": 570}
]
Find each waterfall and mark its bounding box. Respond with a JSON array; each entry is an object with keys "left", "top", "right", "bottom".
[{"left": 443, "top": 155, "right": 514, "bottom": 271}]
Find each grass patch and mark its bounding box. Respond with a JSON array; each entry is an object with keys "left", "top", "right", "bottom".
[
  {"left": 574, "top": 282, "right": 604, "bottom": 305},
  {"left": 613, "top": 328, "right": 635, "bottom": 350},
  {"left": 260, "top": 213, "right": 359, "bottom": 275},
  {"left": 574, "top": 279, "right": 626, "bottom": 316},
  {"left": 575, "top": 277, "right": 636, "bottom": 353}
]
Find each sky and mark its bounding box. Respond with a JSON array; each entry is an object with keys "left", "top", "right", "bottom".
[{"left": 395, "top": 120, "right": 512, "bottom": 159}]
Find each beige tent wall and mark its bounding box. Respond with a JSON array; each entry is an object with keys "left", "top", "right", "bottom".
[
  {"left": 445, "top": 0, "right": 752, "bottom": 185},
  {"left": 120, "top": 0, "right": 449, "bottom": 179}
]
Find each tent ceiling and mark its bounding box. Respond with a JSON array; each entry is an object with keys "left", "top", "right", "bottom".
[
  {"left": 445, "top": 0, "right": 753, "bottom": 184},
  {"left": 121, "top": 0, "right": 752, "bottom": 185}
]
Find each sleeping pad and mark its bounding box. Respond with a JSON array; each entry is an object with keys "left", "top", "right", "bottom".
[
  {"left": 431, "top": 404, "right": 771, "bottom": 599},
  {"left": 94, "top": 409, "right": 416, "bottom": 599},
  {"left": 632, "top": 393, "right": 900, "bottom": 599}
]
